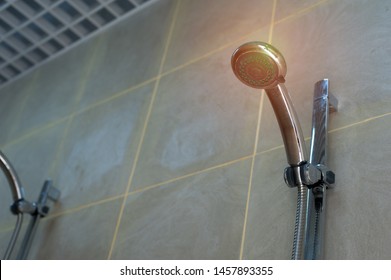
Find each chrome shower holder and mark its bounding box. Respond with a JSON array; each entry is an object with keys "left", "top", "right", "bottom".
[
  {"left": 284, "top": 78, "right": 337, "bottom": 260},
  {"left": 231, "top": 42, "right": 338, "bottom": 260},
  {"left": 1, "top": 150, "right": 60, "bottom": 259}
]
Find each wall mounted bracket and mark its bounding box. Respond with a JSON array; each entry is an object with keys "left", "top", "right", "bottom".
[
  {"left": 284, "top": 79, "right": 337, "bottom": 259},
  {"left": 1, "top": 150, "right": 60, "bottom": 259}
]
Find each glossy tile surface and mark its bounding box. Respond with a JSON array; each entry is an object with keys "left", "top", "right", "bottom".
[
  {"left": 0, "top": 73, "right": 37, "bottom": 146},
  {"left": 0, "top": 122, "right": 66, "bottom": 229},
  {"left": 325, "top": 115, "right": 391, "bottom": 259},
  {"left": 242, "top": 149, "right": 296, "bottom": 259},
  {"left": 79, "top": 0, "right": 176, "bottom": 108},
  {"left": 28, "top": 198, "right": 122, "bottom": 259},
  {"left": 258, "top": 0, "right": 391, "bottom": 152},
  {"left": 163, "top": 0, "right": 274, "bottom": 72},
  {"left": 112, "top": 159, "right": 251, "bottom": 259},
  {"left": 274, "top": 0, "right": 327, "bottom": 21},
  {"left": 132, "top": 45, "right": 262, "bottom": 190},
  {"left": 12, "top": 39, "right": 97, "bottom": 140},
  {"left": 51, "top": 84, "right": 154, "bottom": 211}
]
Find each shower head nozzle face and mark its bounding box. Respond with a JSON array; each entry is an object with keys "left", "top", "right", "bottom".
[{"left": 231, "top": 42, "right": 287, "bottom": 89}]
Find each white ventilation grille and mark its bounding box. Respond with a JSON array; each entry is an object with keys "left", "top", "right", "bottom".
[{"left": 0, "top": 0, "right": 153, "bottom": 88}]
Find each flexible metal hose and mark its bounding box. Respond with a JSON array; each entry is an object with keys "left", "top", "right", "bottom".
[
  {"left": 291, "top": 185, "right": 309, "bottom": 260},
  {"left": 312, "top": 201, "right": 321, "bottom": 259},
  {"left": 3, "top": 213, "right": 23, "bottom": 259}
]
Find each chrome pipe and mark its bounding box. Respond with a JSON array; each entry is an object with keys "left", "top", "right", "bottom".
[
  {"left": 0, "top": 150, "right": 24, "bottom": 202},
  {"left": 265, "top": 84, "right": 307, "bottom": 166},
  {"left": 3, "top": 214, "right": 23, "bottom": 259},
  {"left": 306, "top": 79, "right": 336, "bottom": 259},
  {"left": 17, "top": 180, "right": 54, "bottom": 259},
  {"left": 1, "top": 150, "right": 60, "bottom": 259},
  {"left": 1, "top": 150, "right": 25, "bottom": 259}
]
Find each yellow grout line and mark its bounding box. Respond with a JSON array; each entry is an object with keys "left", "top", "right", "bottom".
[
  {"left": 5, "top": 70, "right": 40, "bottom": 145},
  {"left": 47, "top": 36, "right": 104, "bottom": 178},
  {"left": 267, "top": 1, "right": 277, "bottom": 44},
  {"left": 0, "top": 155, "right": 254, "bottom": 233},
  {"left": 74, "top": 77, "right": 158, "bottom": 117},
  {"left": 160, "top": 28, "right": 263, "bottom": 79},
  {"left": 274, "top": 0, "right": 331, "bottom": 25},
  {"left": 239, "top": 0, "right": 278, "bottom": 260},
  {"left": 0, "top": 195, "right": 125, "bottom": 233},
  {"left": 47, "top": 194, "right": 124, "bottom": 219},
  {"left": 2, "top": 115, "right": 70, "bottom": 149},
  {"left": 107, "top": 0, "right": 181, "bottom": 260},
  {"left": 329, "top": 112, "right": 391, "bottom": 133},
  {"left": 239, "top": 93, "right": 265, "bottom": 260},
  {"left": 128, "top": 154, "right": 254, "bottom": 196}
]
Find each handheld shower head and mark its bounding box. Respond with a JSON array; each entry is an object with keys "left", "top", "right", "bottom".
[
  {"left": 231, "top": 41, "right": 307, "bottom": 166},
  {"left": 231, "top": 41, "right": 287, "bottom": 89}
]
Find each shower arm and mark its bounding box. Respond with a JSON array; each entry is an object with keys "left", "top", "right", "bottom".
[
  {"left": 1, "top": 150, "right": 36, "bottom": 260},
  {"left": 1, "top": 149, "right": 61, "bottom": 259},
  {"left": 0, "top": 150, "right": 37, "bottom": 214}
]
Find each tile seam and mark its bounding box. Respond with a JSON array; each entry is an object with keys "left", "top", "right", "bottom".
[
  {"left": 106, "top": 0, "right": 181, "bottom": 260},
  {"left": 239, "top": 0, "right": 278, "bottom": 260},
  {"left": 3, "top": 109, "right": 389, "bottom": 198},
  {"left": 0, "top": 155, "right": 253, "bottom": 233},
  {"left": 0, "top": 194, "right": 124, "bottom": 233},
  {"left": 4, "top": 70, "right": 40, "bottom": 146},
  {"left": 274, "top": 0, "right": 331, "bottom": 26},
  {"left": 47, "top": 35, "right": 105, "bottom": 177},
  {"left": 127, "top": 154, "right": 254, "bottom": 196}
]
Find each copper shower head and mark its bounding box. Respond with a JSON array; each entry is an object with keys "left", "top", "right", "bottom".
[{"left": 231, "top": 41, "right": 287, "bottom": 89}]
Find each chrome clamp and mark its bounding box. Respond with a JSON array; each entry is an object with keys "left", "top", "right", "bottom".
[{"left": 284, "top": 163, "right": 335, "bottom": 188}]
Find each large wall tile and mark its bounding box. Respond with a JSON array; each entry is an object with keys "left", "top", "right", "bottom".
[
  {"left": 242, "top": 149, "right": 297, "bottom": 259},
  {"left": 51, "top": 84, "right": 154, "bottom": 211},
  {"left": 11, "top": 38, "right": 98, "bottom": 140},
  {"left": 112, "top": 159, "right": 251, "bottom": 259},
  {"left": 163, "top": 0, "right": 274, "bottom": 72},
  {"left": 260, "top": 0, "right": 391, "bottom": 151},
  {"left": 0, "top": 72, "right": 37, "bottom": 146},
  {"left": 245, "top": 115, "right": 391, "bottom": 259},
  {"left": 0, "top": 122, "right": 67, "bottom": 230},
  {"left": 275, "top": 0, "right": 327, "bottom": 21},
  {"left": 131, "top": 43, "right": 264, "bottom": 190},
  {"left": 326, "top": 115, "right": 391, "bottom": 259},
  {"left": 28, "top": 198, "right": 122, "bottom": 259},
  {"left": 79, "top": 0, "right": 176, "bottom": 108}
]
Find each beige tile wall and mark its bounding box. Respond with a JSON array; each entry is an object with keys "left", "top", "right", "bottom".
[{"left": 0, "top": 0, "right": 390, "bottom": 259}]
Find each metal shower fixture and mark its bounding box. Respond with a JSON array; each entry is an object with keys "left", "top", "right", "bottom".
[
  {"left": 232, "top": 41, "right": 337, "bottom": 260},
  {"left": 0, "top": 0, "right": 154, "bottom": 89},
  {"left": 1, "top": 150, "right": 60, "bottom": 259}
]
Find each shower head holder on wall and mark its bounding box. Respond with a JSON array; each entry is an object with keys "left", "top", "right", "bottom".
[
  {"left": 284, "top": 162, "right": 335, "bottom": 188},
  {"left": 0, "top": 150, "right": 60, "bottom": 259},
  {"left": 231, "top": 42, "right": 338, "bottom": 260}
]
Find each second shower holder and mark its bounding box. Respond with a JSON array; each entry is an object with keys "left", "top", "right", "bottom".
[{"left": 231, "top": 42, "right": 338, "bottom": 260}]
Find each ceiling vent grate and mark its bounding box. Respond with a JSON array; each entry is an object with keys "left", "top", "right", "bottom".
[{"left": 0, "top": 0, "right": 155, "bottom": 89}]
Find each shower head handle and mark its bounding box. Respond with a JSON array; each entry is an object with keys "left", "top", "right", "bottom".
[
  {"left": 266, "top": 84, "right": 308, "bottom": 166},
  {"left": 231, "top": 41, "right": 307, "bottom": 166}
]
